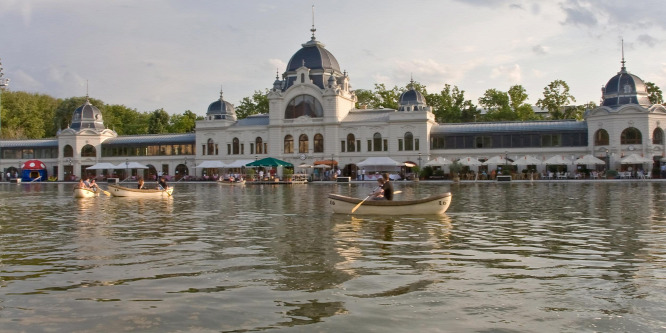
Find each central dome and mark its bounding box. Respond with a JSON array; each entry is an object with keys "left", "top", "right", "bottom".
[
  {"left": 601, "top": 64, "right": 650, "bottom": 108},
  {"left": 286, "top": 39, "right": 341, "bottom": 73}
]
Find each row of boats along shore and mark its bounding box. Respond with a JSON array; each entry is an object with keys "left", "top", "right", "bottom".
[{"left": 72, "top": 179, "right": 452, "bottom": 215}]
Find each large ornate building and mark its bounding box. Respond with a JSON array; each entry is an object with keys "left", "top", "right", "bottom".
[{"left": 1, "top": 28, "right": 665, "bottom": 181}]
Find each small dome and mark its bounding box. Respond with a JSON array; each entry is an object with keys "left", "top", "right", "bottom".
[
  {"left": 207, "top": 89, "right": 236, "bottom": 121},
  {"left": 601, "top": 64, "right": 651, "bottom": 108},
  {"left": 70, "top": 99, "right": 105, "bottom": 131},
  {"left": 400, "top": 89, "right": 427, "bottom": 106}
]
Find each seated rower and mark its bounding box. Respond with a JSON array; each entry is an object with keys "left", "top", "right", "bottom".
[
  {"left": 137, "top": 177, "right": 145, "bottom": 189},
  {"left": 370, "top": 178, "right": 385, "bottom": 200}
]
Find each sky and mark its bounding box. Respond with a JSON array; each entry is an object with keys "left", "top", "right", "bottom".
[{"left": 1, "top": 0, "right": 665, "bottom": 116}]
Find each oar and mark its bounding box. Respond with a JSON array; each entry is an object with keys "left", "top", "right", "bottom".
[
  {"left": 351, "top": 186, "right": 379, "bottom": 213},
  {"left": 98, "top": 187, "right": 111, "bottom": 196},
  {"left": 158, "top": 184, "right": 172, "bottom": 197}
]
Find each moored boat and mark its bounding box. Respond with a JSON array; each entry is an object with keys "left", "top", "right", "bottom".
[
  {"left": 73, "top": 187, "right": 100, "bottom": 198},
  {"left": 218, "top": 179, "right": 245, "bottom": 185},
  {"left": 328, "top": 192, "right": 452, "bottom": 215},
  {"left": 108, "top": 184, "right": 173, "bottom": 198}
]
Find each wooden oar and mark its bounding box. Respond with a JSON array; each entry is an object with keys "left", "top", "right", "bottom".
[
  {"left": 98, "top": 187, "right": 111, "bottom": 196},
  {"left": 158, "top": 184, "right": 172, "bottom": 197},
  {"left": 351, "top": 186, "right": 380, "bottom": 213}
]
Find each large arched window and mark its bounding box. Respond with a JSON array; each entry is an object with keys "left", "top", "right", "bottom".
[
  {"left": 232, "top": 138, "right": 240, "bottom": 155},
  {"left": 207, "top": 139, "right": 215, "bottom": 155},
  {"left": 621, "top": 127, "right": 642, "bottom": 145},
  {"left": 347, "top": 134, "right": 356, "bottom": 152},
  {"left": 404, "top": 132, "right": 414, "bottom": 151},
  {"left": 81, "top": 144, "right": 96, "bottom": 157},
  {"left": 299, "top": 134, "right": 309, "bottom": 153},
  {"left": 63, "top": 145, "right": 74, "bottom": 157},
  {"left": 256, "top": 137, "right": 263, "bottom": 154},
  {"left": 284, "top": 135, "right": 294, "bottom": 154},
  {"left": 653, "top": 128, "right": 664, "bottom": 145},
  {"left": 373, "top": 133, "right": 382, "bottom": 152},
  {"left": 284, "top": 95, "right": 324, "bottom": 119},
  {"left": 594, "top": 129, "right": 609, "bottom": 145},
  {"left": 313, "top": 134, "right": 324, "bottom": 153}
]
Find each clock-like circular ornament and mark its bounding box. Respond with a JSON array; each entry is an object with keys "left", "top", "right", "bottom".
[{"left": 299, "top": 153, "right": 306, "bottom": 160}]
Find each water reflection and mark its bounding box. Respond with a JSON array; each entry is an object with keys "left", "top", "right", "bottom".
[{"left": 0, "top": 182, "right": 664, "bottom": 332}]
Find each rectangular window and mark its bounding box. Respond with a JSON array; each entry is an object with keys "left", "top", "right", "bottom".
[
  {"left": 356, "top": 140, "right": 361, "bottom": 152},
  {"left": 367, "top": 140, "right": 372, "bottom": 151},
  {"left": 250, "top": 143, "right": 254, "bottom": 154},
  {"left": 398, "top": 139, "right": 404, "bottom": 151},
  {"left": 340, "top": 141, "right": 346, "bottom": 152},
  {"left": 264, "top": 143, "right": 267, "bottom": 154},
  {"left": 227, "top": 144, "right": 231, "bottom": 155},
  {"left": 202, "top": 144, "right": 206, "bottom": 156},
  {"left": 383, "top": 139, "right": 388, "bottom": 151},
  {"left": 415, "top": 139, "right": 420, "bottom": 151},
  {"left": 241, "top": 144, "right": 244, "bottom": 155}
]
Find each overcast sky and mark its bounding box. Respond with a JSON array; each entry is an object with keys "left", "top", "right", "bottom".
[{"left": 1, "top": 0, "right": 665, "bottom": 116}]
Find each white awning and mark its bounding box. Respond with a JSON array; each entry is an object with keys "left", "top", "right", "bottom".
[
  {"left": 194, "top": 160, "right": 226, "bottom": 168},
  {"left": 357, "top": 157, "right": 403, "bottom": 167},
  {"left": 85, "top": 162, "right": 119, "bottom": 170},
  {"left": 115, "top": 161, "right": 149, "bottom": 169}
]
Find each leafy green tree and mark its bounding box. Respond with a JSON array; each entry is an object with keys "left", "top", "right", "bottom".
[
  {"left": 148, "top": 108, "right": 170, "bottom": 134},
  {"left": 373, "top": 83, "right": 401, "bottom": 110},
  {"left": 235, "top": 89, "right": 269, "bottom": 119},
  {"left": 426, "top": 84, "right": 479, "bottom": 123},
  {"left": 479, "top": 89, "right": 515, "bottom": 121},
  {"left": 354, "top": 89, "right": 375, "bottom": 109},
  {"left": 536, "top": 80, "right": 577, "bottom": 119},
  {"left": 1, "top": 91, "right": 59, "bottom": 139},
  {"left": 168, "top": 110, "right": 198, "bottom": 133},
  {"left": 507, "top": 85, "right": 538, "bottom": 120},
  {"left": 103, "top": 104, "right": 149, "bottom": 135},
  {"left": 646, "top": 82, "right": 663, "bottom": 105}
]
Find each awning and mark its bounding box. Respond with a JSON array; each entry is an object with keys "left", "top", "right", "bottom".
[
  {"left": 246, "top": 157, "right": 293, "bottom": 167},
  {"left": 115, "top": 161, "right": 149, "bottom": 169},
  {"left": 573, "top": 154, "right": 606, "bottom": 165},
  {"left": 357, "top": 157, "right": 403, "bottom": 167},
  {"left": 225, "top": 159, "right": 255, "bottom": 168},
  {"left": 85, "top": 162, "right": 119, "bottom": 170},
  {"left": 512, "top": 155, "right": 543, "bottom": 166},
  {"left": 621, "top": 154, "right": 653, "bottom": 164},
  {"left": 543, "top": 155, "right": 573, "bottom": 165},
  {"left": 314, "top": 160, "right": 337, "bottom": 166},
  {"left": 194, "top": 160, "right": 226, "bottom": 168},
  {"left": 425, "top": 157, "right": 453, "bottom": 166}
]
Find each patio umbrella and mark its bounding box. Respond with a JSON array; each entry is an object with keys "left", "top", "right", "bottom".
[
  {"left": 194, "top": 160, "right": 226, "bottom": 168},
  {"left": 512, "top": 155, "right": 542, "bottom": 166},
  {"left": 620, "top": 154, "right": 653, "bottom": 164},
  {"left": 543, "top": 155, "right": 573, "bottom": 165},
  {"left": 482, "top": 155, "right": 509, "bottom": 165},
  {"left": 457, "top": 156, "right": 482, "bottom": 166},
  {"left": 356, "top": 157, "right": 403, "bottom": 167},
  {"left": 425, "top": 156, "right": 453, "bottom": 167},
  {"left": 115, "top": 161, "right": 149, "bottom": 169},
  {"left": 246, "top": 157, "right": 293, "bottom": 167},
  {"left": 86, "top": 162, "right": 119, "bottom": 170},
  {"left": 573, "top": 154, "right": 606, "bottom": 165}
]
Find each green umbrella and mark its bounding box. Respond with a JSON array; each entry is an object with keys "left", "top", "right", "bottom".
[{"left": 246, "top": 157, "right": 293, "bottom": 167}]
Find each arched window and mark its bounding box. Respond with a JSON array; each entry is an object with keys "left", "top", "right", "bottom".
[
  {"left": 347, "top": 133, "right": 356, "bottom": 152},
  {"left": 621, "top": 127, "right": 642, "bottom": 145},
  {"left": 284, "top": 95, "right": 324, "bottom": 119},
  {"left": 373, "top": 133, "right": 382, "bottom": 152},
  {"left": 207, "top": 139, "right": 215, "bottom": 155},
  {"left": 81, "top": 144, "right": 96, "bottom": 157},
  {"left": 284, "top": 135, "right": 294, "bottom": 154},
  {"left": 594, "top": 129, "right": 609, "bottom": 145},
  {"left": 404, "top": 132, "right": 414, "bottom": 151},
  {"left": 653, "top": 128, "right": 664, "bottom": 145},
  {"left": 232, "top": 138, "right": 240, "bottom": 155},
  {"left": 299, "top": 134, "right": 309, "bottom": 153},
  {"left": 63, "top": 145, "right": 74, "bottom": 157},
  {"left": 313, "top": 134, "right": 324, "bottom": 153},
  {"left": 256, "top": 137, "right": 263, "bottom": 154}
]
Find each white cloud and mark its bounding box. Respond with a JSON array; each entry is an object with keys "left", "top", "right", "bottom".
[{"left": 491, "top": 64, "right": 522, "bottom": 84}]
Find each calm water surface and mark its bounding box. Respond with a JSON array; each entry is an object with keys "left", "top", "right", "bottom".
[{"left": 0, "top": 181, "right": 665, "bottom": 332}]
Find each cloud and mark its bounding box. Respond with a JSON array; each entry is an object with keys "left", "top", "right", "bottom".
[
  {"left": 268, "top": 58, "right": 287, "bottom": 74},
  {"left": 637, "top": 34, "right": 658, "bottom": 48},
  {"left": 560, "top": 0, "right": 598, "bottom": 27},
  {"left": 491, "top": 64, "right": 522, "bottom": 84},
  {"left": 532, "top": 45, "right": 548, "bottom": 55}
]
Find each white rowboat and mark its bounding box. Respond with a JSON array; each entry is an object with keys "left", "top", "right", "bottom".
[
  {"left": 73, "top": 187, "right": 100, "bottom": 198},
  {"left": 108, "top": 184, "right": 173, "bottom": 198},
  {"left": 328, "top": 193, "right": 452, "bottom": 215}
]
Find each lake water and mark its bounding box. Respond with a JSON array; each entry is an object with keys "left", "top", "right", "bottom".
[{"left": 0, "top": 181, "right": 665, "bottom": 332}]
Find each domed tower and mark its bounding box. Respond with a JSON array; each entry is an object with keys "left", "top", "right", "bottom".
[
  {"left": 70, "top": 98, "right": 105, "bottom": 131},
  {"left": 206, "top": 88, "right": 236, "bottom": 121},
  {"left": 600, "top": 51, "right": 651, "bottom": 108},
  {"left": 399, "top": 79, "right": 431, "bottom": 112}
]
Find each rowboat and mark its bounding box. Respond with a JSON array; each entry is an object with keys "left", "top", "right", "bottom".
[
  {"left": 108, "top": 184, "right": 173, "bottom": 198},
  {"left": 73, "top": 187, "right": 99, "bottom": 198},
  {"left": 218, "top": 179, "right": 245, "bottom": 185},
  {"left": 328, "top": 192, "right": 452, "bottom": 215}
]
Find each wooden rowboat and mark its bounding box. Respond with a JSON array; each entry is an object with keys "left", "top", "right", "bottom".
[
  {"left": 328, "top": 192, "right": 452, "bottom": 215},
  {"left": 218, "top": 179, "right": 245, "bottom": 185},
  {"left": 73, "top": 187, "right": 100, "bottom": 198},
  {"left": 108, "top": 184, "right": 173, "bottom": 198}
]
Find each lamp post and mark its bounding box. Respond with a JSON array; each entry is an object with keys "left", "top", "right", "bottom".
[
  {"left": 0, "top": 59, "right": 10, "bottom": 165},
  {"left": 125, "top": 158, "right": 129, "bottom": 180},
  {"left": 605, "top": 149, "right": 610, "bottom": 174},
  {"left": 418, "top": 152, "right": 422, "bottom": 169}
]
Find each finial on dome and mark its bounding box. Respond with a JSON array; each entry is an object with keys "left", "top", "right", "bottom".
[
  {"left": 86, "top": 80, "right": 90, "bottom": 101},
  {"left": 310, "top": 5, "right": 316, "bottom": 40},
  {"left": 620, "top": 38, "right": 627, "bottom": 72},
  {"left": 219, "top": 86, "right": 224, "bottom": 100},
  {"left": 409, "top": 74, "right": 415, "bottom": 90},
  {"left": 275, "top": 68, "right": 279, "bottom": 79}
]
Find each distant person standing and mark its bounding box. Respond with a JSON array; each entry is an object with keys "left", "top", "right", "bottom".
[
  {"left": 361, "top": 168, "right": 365, "bottom": 180},
  {"left": 381, "top": 173, "right": 394, "bottom": 201}
]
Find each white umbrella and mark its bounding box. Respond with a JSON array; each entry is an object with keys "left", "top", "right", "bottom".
[
  {"left": 457, "top": 156, "right": 482, "bottom": 166},
  {"left": 86, "top": 162, "right": 119, "bottom": 170},
  {"left": 543, "top": 155, "right": 573, "bottom": 165},
  {"left": 425, "top": 156, "right": 453, "bottom": 167},
  {"left": 357, "top": 156, "right": 403, "bottom": 167},
  {"left": 116, "top": 161, "right": 149, "bottom": 169},
  {"left": 620, "top": 154, "right": 653, "bottom": 164},
  {"left": 194, "top": 160, "right": 226, "bottom": 168},
  {"left": 314, "top": 164, "right": 331, "bottom": 169},
  {"left": 482, "top": 155, "right": 509, "bottom": 165},
  {"left": 298, "top": 163, "right": 313, "bottom": 169},
  {"left": 573, "top": 154, "right": 606, "bottom": 165},
  {"left": 512, "top": 155, "right": 542, "bottom": 166},
  {"left": 225, "top": 159, "right": 255, "bottom": 168}
]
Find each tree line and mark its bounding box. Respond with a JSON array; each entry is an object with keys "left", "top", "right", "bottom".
[
  {"left": 1, "top": 79, "right": 662, "bottom": 140},
  {"left": 0, "top": 93, "right": 201, "bottom": 139}
]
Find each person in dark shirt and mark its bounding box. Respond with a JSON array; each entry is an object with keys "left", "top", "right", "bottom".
[
  {"left": 381, "top": 173, "right": 394, "bottom": 201},
  {"left": 157, "top": 176, "right": 168, "bottom": 190}
]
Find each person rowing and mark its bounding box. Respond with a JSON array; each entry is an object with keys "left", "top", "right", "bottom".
[{"left": 370, "top": 178, "right": 385, "bottom": 200}]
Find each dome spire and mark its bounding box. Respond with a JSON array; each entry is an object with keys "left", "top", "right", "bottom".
[
  {"left": 219, "top": 85, "right": 224, "bottom": 100},
  {"left": 620, "top": 38, "right": 627, "bottom": 73},
  {"left": 310, "top": 4, "right": 316, "bottom": 41}
]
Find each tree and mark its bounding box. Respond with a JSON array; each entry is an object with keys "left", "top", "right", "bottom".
[
  {"left": 536, "top": 80, "right": 577, "bottom": 119},
  {"left": 354, "top": 89, "right": 375, "bottom": 109},
  {"left": 507, "top": 85, "right": 538, "bottom": 120},
  {"left": 235, "top": 89, "right": 269, "bottom": 119},
  {"left": 646, "top": 82, "right": 663, "bottom": 105},
  {"left": 148, "top": 108, "right": 170, "bottom": 134},
  {"left": 1, "top": 91, "right": 59, "bottom": 139},
  {"left": 427, "top": 84, "right": 479, "bottom": 123},
  {"left": 479, "top": 89, "right": 514, "bottom": 121},
  {"left": 103, "top": 104, "right": 149, "bottom": 135},
  {"left": 168, "top": 110, "right": 198, "bottom": 133}
]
